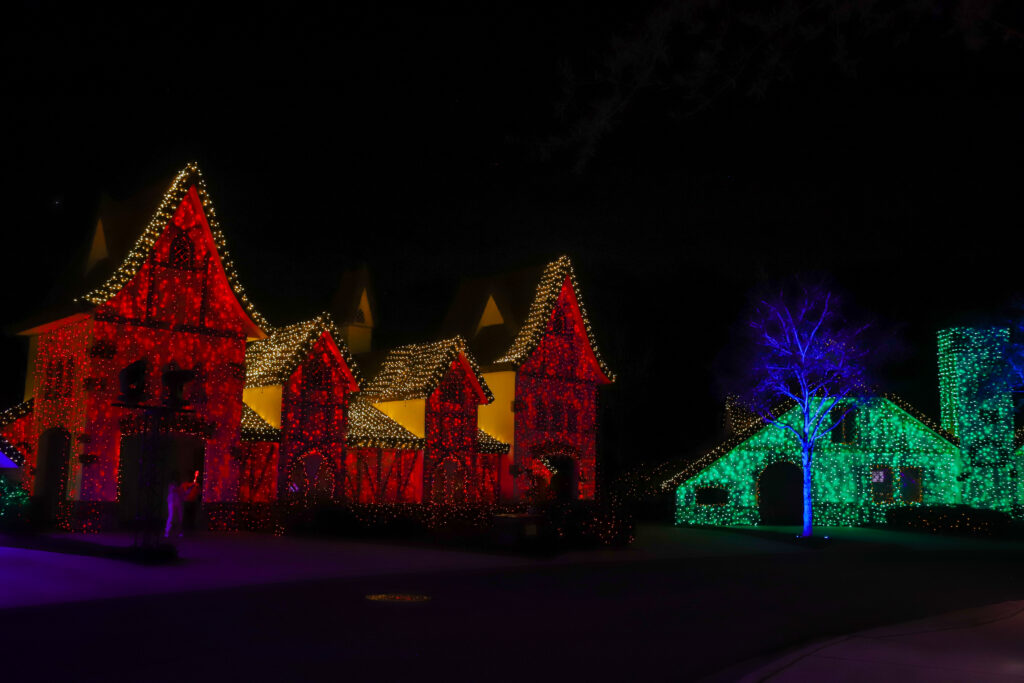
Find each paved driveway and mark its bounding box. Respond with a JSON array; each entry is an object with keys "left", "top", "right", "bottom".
[{"left": 1, "top": 525, "right": 1023, "bottom": 681}]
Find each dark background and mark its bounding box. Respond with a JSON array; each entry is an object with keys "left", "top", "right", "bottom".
[{"left": 4, "top": 1, "right": 1024, "bottom": 475}]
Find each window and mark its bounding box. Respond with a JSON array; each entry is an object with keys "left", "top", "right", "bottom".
[
  {"left": 304, "top": 360, "right": 330, "bottom": 392},
  {"left": 535, "top": 400, "right": 550, "bottom": 431},
  {"left": 44, "top": 357, "right": 75, "bottom": 400},
  {"left": 565, "top": 405, "right": 578, "bottom": 433},
  {"left": 439, "top": 379, "right": 463, "bottom": 410},
  {"left": 830, "top": 404, "right": 857, "bottom": 445},
  {"left": 696, "top": 487, "right": 729, "bottom": 506},
  {"left": 870, "top": 466, "right": 893, "bottom": 504},
  {"left": 899, "top": 467, "right": 923, "bottom": 503},
  {"left": 550, "top": 307, "right": 573, "bottom": 336},
  {"left": 167, "top": 230, "right": 194, "bottom": 270}
]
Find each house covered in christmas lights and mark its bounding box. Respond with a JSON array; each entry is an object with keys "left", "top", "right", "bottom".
[
  {"left": 666, "top": 327, "right": 1024, "bottom": 527},
  {"left": 440, "top": 256, "right": 616, "bottom": 502},
  {"left": 0, "top": 163, "right": 616, "bottom": 529}
]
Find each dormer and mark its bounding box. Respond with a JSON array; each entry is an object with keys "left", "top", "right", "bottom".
[{"left": 330, "top": 267, "right": 376, "bottom": 354}]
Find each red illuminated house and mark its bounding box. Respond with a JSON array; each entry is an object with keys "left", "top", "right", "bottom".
[
  {"left": 442, "top": 256, "right": 615, "bottom": 502},
  {"left": 237, "top": 314, "right": 360, "bottom": 505},
  {"left": 8, "top": 164, "right": 268, "bottom": 528},
  {"left": 237, "top": 313, "right": 427, "bottom": 506},
  {"left": 0, "top": 164, "right": 614, "bottom": 529},
  {"left": 358, "top": 337, "right": 507, "bottom": 504}
]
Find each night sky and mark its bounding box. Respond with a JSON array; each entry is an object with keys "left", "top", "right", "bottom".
[{"left": 5, "top": 2, "right": 1024, "bottom": 474}]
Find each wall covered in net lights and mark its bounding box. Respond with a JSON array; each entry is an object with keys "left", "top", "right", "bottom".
[
  {"left": 675, "top": 397, "right": 965, "bottom": 527},
  {"left": 425, "top": 358, "right": 494, "bottom": 504},
  {"left": 513, "top": 278, "right": 606, "bottom": 501},
  {"left": 30, "top": 187, "right": 252, "bottom": 509},
  {"left": 277, "top": 334, "right": 354, "bottom": 506},
  {"left": 0, "top": 166, "right": 618, "bottom": 530},
  {"left": 938, "top": 327, "right": 1018, "bottom": 512}
]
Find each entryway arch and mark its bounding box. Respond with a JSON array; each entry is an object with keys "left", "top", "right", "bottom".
[{"left": 757, "top": 461, "right": 803, "bottom": 525}]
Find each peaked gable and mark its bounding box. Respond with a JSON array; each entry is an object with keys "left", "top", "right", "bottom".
[
  {"left": 355, "top": 289, "right": 373, "bottom": 326},
  {"left": 330, "top": 267, "right": 376, "bottom": 327},
  {"left": 494, "top": 256, "right": 614, "bottom": 382},
  {"left": 240, "top": 403, "right": 281, "bottom": 442},
  {"left": 661, "top": 395, "right": 960, "bottom": 492},
  {"left": 78, "top": 162, "right": 269, "bottom": 338},
  {"left": 476, "top": 295, "right": 505, "bottom": 332},
  {"left": 348, "top": 398, "right": 424, "bottom": 450},
  {"left": 85, "top": 218, "right": 109, "bottom": 273},
  {"left": 246, "top": 313, "right": 360, "bottom": 389},
  {"left": 361, "top": 336, "right": 493, "bottom": 404}
]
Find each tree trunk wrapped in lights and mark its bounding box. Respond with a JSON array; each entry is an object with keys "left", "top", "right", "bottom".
[{"left": 733, "top": 283, "right": 872, "bottom": 537}]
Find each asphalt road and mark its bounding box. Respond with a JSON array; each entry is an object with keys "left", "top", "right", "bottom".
[{"left": 2, "top": 532, "right": 1024, "bottom": 682}]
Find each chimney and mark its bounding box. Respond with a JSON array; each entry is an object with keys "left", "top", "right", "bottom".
[{"left": 937, "top": 327, "right": 1015, "bottom": 510}]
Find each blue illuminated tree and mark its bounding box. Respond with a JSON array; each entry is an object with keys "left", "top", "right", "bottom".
[
  {"left": 993, "top": 304, "right": 1024, "bottom": 403},
  {"left": 737, "top": 284, "right": 870, "bottom": 537}
]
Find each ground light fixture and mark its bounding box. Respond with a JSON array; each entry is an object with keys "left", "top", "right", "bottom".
[{"left": 364, "top": 593, "right": 431, "bottom": 603}]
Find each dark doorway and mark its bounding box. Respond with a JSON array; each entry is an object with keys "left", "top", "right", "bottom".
[
  {"left": 757, "top": 462, "right": 803, "bottom": 525},
  {"left": 119, "top": 432, "right": 205, "bottom": 529},
  {"left": 548, "top": 455, "right": 579, "bottom": 502},
  {"left": 34, "top": 428, "right": 71, "bottom": 524}
]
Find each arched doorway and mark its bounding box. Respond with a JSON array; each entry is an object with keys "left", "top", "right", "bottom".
[
  {"left": 757, "top": 462, "right": 803, "bottom": 525},
  {"left": 35, "top": 428, "right": 71, "bottom": 524},
  {"left": 530, "top": 443, "right": 580, "bottom": 503},
  {"left": 547, "top": 455, "right": 579, "bottom": 502}
]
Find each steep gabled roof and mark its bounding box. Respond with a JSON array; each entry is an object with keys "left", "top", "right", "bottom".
[
  {"left": 348, "top": 398, "right": 424, "bottom": 450},
  {"left": 440, "top": 264, "right": 545, "bottom": 364},
  {"left": 245, "top": 313, "right": 361, "bottom": 389},
  {"left": 239, "top": 398, "right": 423, "bottom": 450},
  {"left": 659, "top": 394, "right": 959, "bottom": 492},
  {"left": 240, "top": 404, "right": 280, "bottom": 443},
  {"left": 476, "top": 429, "right": 510, "bottom": 455},
  {"left": 658, "top": 400, "right": 795, "bottom": 493},
  {"left": 883, "top": 393, "right": 959, "bottom": 448},
  {"left": 493, "top": 256, "right": 615, "bottom": 381},
  {"left": 0, "top": 400, "right": 34, "bottom": 467},
  {"left": 77, "top": 162, "right": 270, "bottom": 337},
  {"left": 360, "top": 337, "right": 493, "bottom": 403}
]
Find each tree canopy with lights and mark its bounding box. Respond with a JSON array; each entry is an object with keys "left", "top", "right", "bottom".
[{"left": 734, "top": 283, "right": 870, "bottom": 537}]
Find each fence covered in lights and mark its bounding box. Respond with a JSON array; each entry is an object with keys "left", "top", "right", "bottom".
[{"left": 670, "top": 327, "right": 1024, "bottom": 527}]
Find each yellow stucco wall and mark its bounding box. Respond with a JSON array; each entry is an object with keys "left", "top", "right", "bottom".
[
  {"left": 242, "top": 385, "right": 283, "bottom": 428},
  {"left": 23, "top": 335, "right": 38, "bottom": 401},
  {"left": 478, "top": 371, "right": 516, "bottom": 445},
  {"left": 341, "top": 324, "right": 373, "bottom": 354},
  {"left": 374, "top": 399, "right": 426, "bottom": 438},
  {"left": 475, "top": 295, "right": 505, "bottom": 333}
]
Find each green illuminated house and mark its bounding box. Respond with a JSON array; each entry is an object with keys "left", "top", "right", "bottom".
[{"left": 668, "top": 328, "right": 1024, "bottom": 527}]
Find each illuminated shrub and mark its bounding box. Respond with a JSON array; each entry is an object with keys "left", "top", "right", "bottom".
[
  {"left": 886, "top": 505, "right": 1014, "bottom": 537},
  {"left": 0, "top": 475, "right": 29, "bottom": 529}
]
